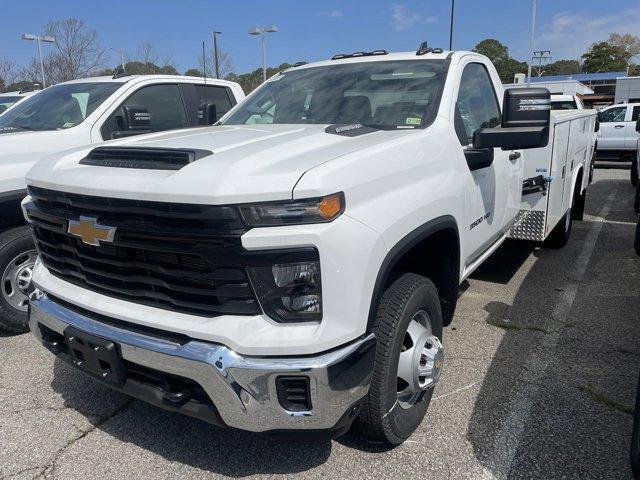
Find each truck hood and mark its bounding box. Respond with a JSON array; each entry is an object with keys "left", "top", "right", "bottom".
[
  {"left": 26, "top": 124, "right": 410, "bottom": 204},
  {"left": 0, "top": 129, "right": 77, "bottom": 158}
]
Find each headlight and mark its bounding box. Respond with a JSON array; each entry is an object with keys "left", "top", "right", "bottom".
[
  {"left": 239, "top": 193, "right": 344, "bottom": 227},
  {"left": 249, "top": 261, "right": 322, "bottom": 323}
]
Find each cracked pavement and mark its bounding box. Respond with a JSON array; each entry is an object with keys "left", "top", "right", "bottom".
[{"left": 0, "top": 168, "right": 638, "bottom": 479}]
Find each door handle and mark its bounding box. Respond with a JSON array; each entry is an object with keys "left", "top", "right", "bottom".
[
  {"left": 509, "top": 152, "right": 521, "bottom": 161},
  {"left": 614, "top": 125, "right": 625, "bottom": 129}
]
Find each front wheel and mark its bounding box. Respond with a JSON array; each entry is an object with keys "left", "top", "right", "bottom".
[
  {"left": 357, "top": 273, "right": 444, "bottom": 445},
  {"left": 0, "top": 226, "right": 36, "bottom": 333}
]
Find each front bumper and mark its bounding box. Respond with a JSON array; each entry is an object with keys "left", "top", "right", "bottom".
[{"left": 29, "top": 292, "right": 376, "bottom": 434}]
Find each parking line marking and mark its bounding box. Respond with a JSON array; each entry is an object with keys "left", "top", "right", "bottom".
[{"left": 479, "top": 190, "right": 617, "bottom": 480}]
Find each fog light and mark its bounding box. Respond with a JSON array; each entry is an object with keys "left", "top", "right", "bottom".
[
  {"left": 249, "top": 261, "right": 322, "bottom": 323},
  {"left": 272, "top": 262, "right": 319, "bottom": 288}
]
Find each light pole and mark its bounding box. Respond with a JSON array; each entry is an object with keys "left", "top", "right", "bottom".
[
  {"left": 21, "top": 33, "right": 56, "bottom": 88},
  {"left": 526, "top": 0, "right": 537, "bottom": 87},
  {"left": 213, "top": 31, "right": 221, "bottom": 79},
  {"left": 449, "top": 0, "right": 455, "bottom": 51},
  {"left": 249, "top": 26, "right": 278, "bottom": 83}
]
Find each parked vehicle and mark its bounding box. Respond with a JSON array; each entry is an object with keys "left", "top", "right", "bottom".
[
  {"left": 596, "top": 103, "right": 640, "bottom": 185},
  {"left": 0, "top": 86, "right": 40, "bottom": 114},
  {"left": 550, "top": 93, "right": 585, "bottom": 110},
  {"left": 23, "top": 46, "right": 596, "bottom": 444},
  {"left": 635, "top": 119, "right": 640, "bottom": 255},
  {"left": 0, "top": 74, "right": 244, "bottom": 333}
]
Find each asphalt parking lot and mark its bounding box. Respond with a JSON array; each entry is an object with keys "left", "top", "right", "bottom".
[{"left": 1, "top": 168, "right": 638, "bottom": 480}]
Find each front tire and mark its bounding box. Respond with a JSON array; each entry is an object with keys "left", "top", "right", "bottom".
[
  {"left": 357, "top": 273, "right": 444, "bottom": 445},
  {"left": 0, "top": 226, "right": 36, "bottom": 334}
]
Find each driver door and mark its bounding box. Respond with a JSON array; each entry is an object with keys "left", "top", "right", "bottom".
[{"left": 456, "top": 62, "right": 520, "bottom": 265}]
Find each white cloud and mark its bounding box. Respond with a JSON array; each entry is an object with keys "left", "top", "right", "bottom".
[
  {"left": 319, "top": 9, "right": 343, "bottom": 18},
  {"left": 392, "top": 4, "right": 437, "bottom": 31},
  {"left": 536, "top": 8, "right": 640, "bottom": 61}
]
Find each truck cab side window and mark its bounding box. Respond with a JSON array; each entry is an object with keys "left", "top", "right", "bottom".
[
  {"left": 598, "top": 106, "right": 626, "bottom": 123},
  {"left": 101, "top": 84, "right": 189, "bottom": 140},
  {"left": 455, "top": 63, "right": 501, "bottom": 145},
  {"left": 632, "top": 106, "right": 640, "bottom": 122}
]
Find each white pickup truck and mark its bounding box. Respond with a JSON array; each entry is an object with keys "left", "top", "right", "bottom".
[
  {"left": 596, "top": 102, "right": 640, "bottom": 185},
  {"left": 0, "top": 74, "right": 244, "bottom": 332},
  {"left": 23, "top": 46, "right": 596, "bottom": 444}
]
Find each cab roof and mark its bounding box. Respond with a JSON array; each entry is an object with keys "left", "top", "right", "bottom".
[
  {"left": 289, "top": 50, "right": 455, "bottom": 72},
  {"left": 55, "top": 75, "right": 239, "bottom": 88}
]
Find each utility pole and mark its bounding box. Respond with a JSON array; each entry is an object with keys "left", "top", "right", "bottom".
[
  {"left": 526, "top": 0, "right": 537, "bottom": 87},
  {"left": 213, "top": 31, "right": 221, "bottom": 79},
  {"left": 449, "top": 0, "right": 455, "bottom": 51},
  {"left": 532, "top": 50, "right": 552, "bottom": 77}
]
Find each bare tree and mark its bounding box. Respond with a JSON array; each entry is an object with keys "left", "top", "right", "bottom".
[
  {"left": 0, "top": 59, "right": 16, "bottom": 92},
  {"left": 41, "top": 18, "right": 107, "bottom": 83},
  {"left": 608, "top": 33, "right": 640, "bottom": 62},
  {"left": 199, "top": 48, "right": 234, "bottom": 79},
  {"left": 123, "top": 43, "right": 178, "bottom": 75}
]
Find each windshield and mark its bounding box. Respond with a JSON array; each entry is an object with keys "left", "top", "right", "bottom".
[
  {"left": 0, "top": 82, "right": 120, "bottom": 131},
  {"left": 551, "top": 100, "right": 577, "bottom": 110},
  {"left": 0, "top": 97, "right": 21, "bottom": 115},
  {"left": 223, "top": 60, "right": 449, "bottom": 129}
]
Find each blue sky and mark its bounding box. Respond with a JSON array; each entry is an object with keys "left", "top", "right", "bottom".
[{"left": 1, "top": 0, "right": 639, "bottom": 75}]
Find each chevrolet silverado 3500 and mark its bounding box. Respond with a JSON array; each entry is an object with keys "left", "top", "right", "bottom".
[{"left": 23, "top": 46, "right": 596, "bottom": 444}]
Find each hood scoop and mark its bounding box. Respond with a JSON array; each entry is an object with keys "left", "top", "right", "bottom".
[{"left": 80, "top": 147, "right": 213, "bottom": 171}]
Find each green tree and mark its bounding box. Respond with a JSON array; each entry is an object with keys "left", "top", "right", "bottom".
[
  {"left": 581, "top": 42, "right": 627, "bottom": 72},
  {"left": 473, "top": 39, "right": 509, "bottom": 64},
  {"left": 184, "top": 68, "right": 204, "bottom": 77},
  {"left": 473, "top": 39, "right": 527, "bottom": 83},
  {"left": 543, "top": 59, "right": 580, "bottom": 76},
  {"left": 227, "top": 63, "right": 295, "bottom": 93},
  {"left": 629, "top": 64, "right": 640, "bottom": 76}
]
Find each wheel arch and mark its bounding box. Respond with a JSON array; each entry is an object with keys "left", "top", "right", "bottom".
[{"left": 367, "top": 215, "right": 460, "bottom": 330}]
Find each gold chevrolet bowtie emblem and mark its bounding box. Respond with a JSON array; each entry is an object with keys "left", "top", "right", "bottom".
[{"left": 67, "top": 216, "right": 116, "bottom": 246}]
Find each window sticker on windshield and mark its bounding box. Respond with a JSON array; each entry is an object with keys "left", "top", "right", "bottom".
[
  {"left": 405, "top": 117, "right": 422, "bottom": 125},
  {"left": 62, "top": 122, "right": 75, "bottom": 128}
]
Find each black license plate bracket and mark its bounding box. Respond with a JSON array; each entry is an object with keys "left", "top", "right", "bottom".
[{"left": 63, "top": 326, "right": 126, "bottom": 385}]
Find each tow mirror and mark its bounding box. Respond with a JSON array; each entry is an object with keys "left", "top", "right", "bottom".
[
  {"left": 111, "top": 105, "right": 152, "bottom": 139},
  {"left": 473, "top": 88, "right": 550, "bottom": 150},
  {"left": 198, "top": 101, "right": 218, "bottom": 126}
]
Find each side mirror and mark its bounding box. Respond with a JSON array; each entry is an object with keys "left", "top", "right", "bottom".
[
  {"left": 111, "top": 105, "right": 152, "bottom": 139},
  {"left": 198, "top": 101, "right": 218, "bottom": 126},
  {"left": 473, "top": 88, "right": 550, "bottom": 150}
]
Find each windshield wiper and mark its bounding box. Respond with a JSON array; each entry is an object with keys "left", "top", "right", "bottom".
[{"left": 10, "top": 125, "right": 36, "bottom": 131}]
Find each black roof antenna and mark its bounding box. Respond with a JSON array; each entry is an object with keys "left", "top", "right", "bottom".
[
  {"left": 416, "top": 41, "right": 433, "bottom": 56},
  {"left": 112, "top": 67, "right": 130, "bottom": 79}
]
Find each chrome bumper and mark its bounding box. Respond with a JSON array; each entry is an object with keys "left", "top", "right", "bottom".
[{"left": 29, "top": 292, "right": 376, "bottom": 433}]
